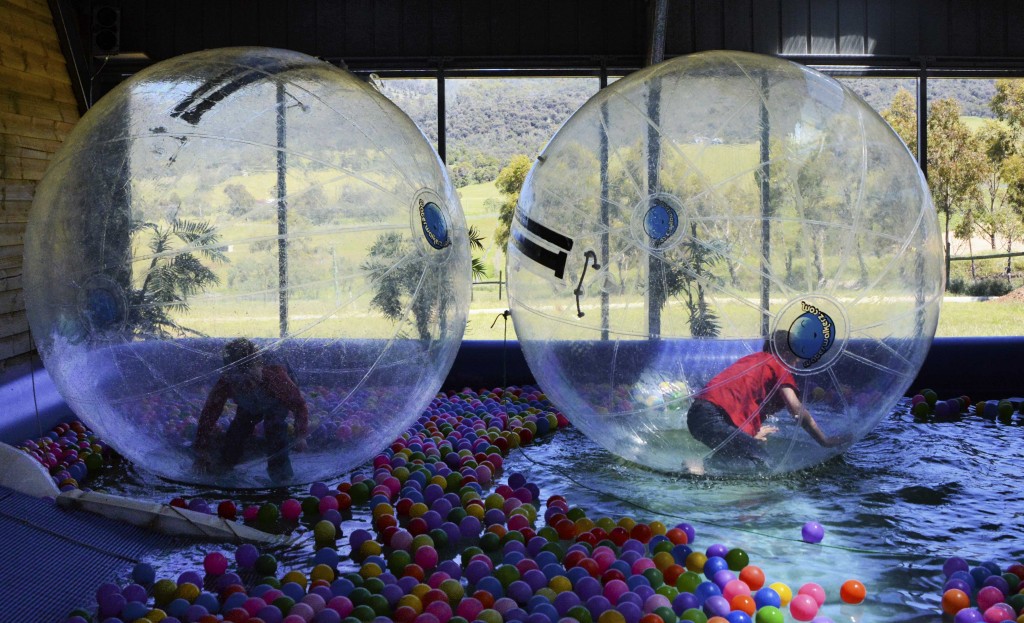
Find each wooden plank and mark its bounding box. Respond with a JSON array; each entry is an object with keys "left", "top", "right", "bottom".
[
  {"left": 0, "top": 223, "right": 26, "bottom": 246},
  {"left": 0, "top": 29, "right": 50, "bottom": 58},
  {"left": 0, "top": 310, "right": 28, "bottom": 340},
  {"left": 809, "top": 0, "right": 837, "bottom": 54},
  {"left": 0, "top": 66, "right": 73, "bottom": 103},
  {"left": 0, "top": 199, "right": 32, "bottom": 223},
  {"left": 0, "top": 245, "right": 23, "bottom": 270},
  {"left": 1, "top": 182, "right": 36, "bottom": 202},
  {"left": 0, "top": 272, "right": 22, "bottom": 292},
  {"left": 0, "top": 287, "right": 25, "bottom": 314},
  {"left": 0, "top": 331, "right": 32, "bottom": 360},
  {"left": 3, "top": 133, "right": 64, "bottom": 154}
]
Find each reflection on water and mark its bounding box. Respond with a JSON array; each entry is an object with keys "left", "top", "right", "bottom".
[{"left": 94, "top": 398, "right": 1023, "bottom": 623}]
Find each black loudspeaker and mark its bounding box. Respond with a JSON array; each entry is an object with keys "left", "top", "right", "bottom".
[{"left": 91, "top": 4, "right": 120, "bottom": 57}]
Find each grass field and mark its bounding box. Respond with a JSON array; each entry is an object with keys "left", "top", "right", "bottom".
[{"left": 142, "top": 166, "right": 1024, "bottom": 342}]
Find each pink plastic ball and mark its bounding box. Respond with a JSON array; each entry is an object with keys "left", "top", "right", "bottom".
[
  {"left": 631, "top": 557, "right": 656, "bottom": 574},
  {"left": 415, "top": 546, "right": 439, "bottom": 570},
  {"left": 798, "top": 582, "right": 827, "bottom": 607},
  {"left": 455, "top": 597, "right": 484, "bottom": 620},
  {"left": 281, "top": 499, "right": 303, "bottom": 522},
  {"left": 983, "top": 603, "right": 1015, "bottom": 623},
  {"left": 603, "top": 579, "right": 629, "bottom": 604},
  {"left": 976, "top": 586, "right": 1004, "bottom": 612},
  {"left": 203, "top": 552, "right": 229, "bottom": 575},
  {"left": 790, "top": 594, "right": 820, "bottom": 622},
  {"left": 723, "top": 579, "right": 752, "bottom": 601},
  {"left": 319, "top": 495, "right": 340, "bottom": 515}
]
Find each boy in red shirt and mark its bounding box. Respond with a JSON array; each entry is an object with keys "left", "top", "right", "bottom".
[
  {"left": 194, "top": 338, "right": 308, "bottom": 481},
  {"left": 686, "top": 331, "right": 845, "bottom": 470}
]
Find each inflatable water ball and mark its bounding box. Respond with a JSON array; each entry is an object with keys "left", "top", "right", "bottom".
[
  {"left": 507, "top": 50, "right": 942, "bottom": 475},
  {"left": 24, "top": 47, "right": 470, "bottom": 487}
]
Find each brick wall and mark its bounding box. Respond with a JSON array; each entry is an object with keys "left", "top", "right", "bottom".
[{"left": 0, "top": 0, "right": 79, "bottom": 370}]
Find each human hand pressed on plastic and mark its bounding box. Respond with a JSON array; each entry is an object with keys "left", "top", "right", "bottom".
[
  {"left": 754, "top": 425, "right": 778, "bottom": 440},
  {"left": 294, "top": 437, "right": 308, "bottom": 452}
]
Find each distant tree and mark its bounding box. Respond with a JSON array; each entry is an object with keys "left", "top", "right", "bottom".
[
  {"left": 967, "top": 121, "right": 1016, "bottom": 277},
  {"left": 223, "top": 183, "right": 256, "bottom": 218},
  {"left": 990, "top": 79, "right": 1024, "bottom": 142},
  {"left": 882, "top": 88, "right": 918, "bottom": 156},
  {"left": 493, "top": 155, "right": 532, "bottom": 251},
  {"left": 927, "top": 98, "right": 987, "bottom": 283}
]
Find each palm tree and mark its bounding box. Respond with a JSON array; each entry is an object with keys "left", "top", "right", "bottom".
[{"left": 128, "top": 217, "right": 228, "bottom": 338}]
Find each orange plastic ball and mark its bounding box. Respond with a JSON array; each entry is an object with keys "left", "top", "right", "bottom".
[
  {"left": 738, "top": 565, "right": 765, "bottom": 591},
  {"left": 840, "top": 579, "right": 866, "bottom": 604},
  {"left": 941, "top": 588, "right": 970, "bottom": 616},
  {"left": 730, "top": 594, "right": 757, "bottom": 616}
]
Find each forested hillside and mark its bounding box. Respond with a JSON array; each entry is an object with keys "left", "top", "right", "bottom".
[{"left": 381, "top": 76, "right": 999, "bottom": 187}]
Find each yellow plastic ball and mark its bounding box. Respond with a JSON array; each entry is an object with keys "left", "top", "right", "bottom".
[
  {"left": 685, "top": 552, "right": 708, "bottom": 573},
  {"left": 175, "top": 582, "right": 200, "bottom": 603},
  {"left": 411, "top": 583, "right": 432, "bottom": 599},
  {"left": 357, "top": 539, "right": 383, "bottom": 559},
  {"left": 360, "top": 562, "right": 383, "bottom": 579},
  {"left": 549, "top": 576, "right": 573, "bottom": 593},
  {"left": 769, "top": 582, "right": 793, "bottom": 606},
  {"left": 397, "top": 594, "right": 423, "bottom": 614},
  {"left": 282, "top": 570, "right": 308, "bottom": 589},
  {"left": 598, "top": 609, "right": 626, "bottom": 623},
  {"left": 311, "top": 564, "right": 335, "bottom": 583}
]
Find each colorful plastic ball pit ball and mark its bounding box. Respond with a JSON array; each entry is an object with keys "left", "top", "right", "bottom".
[
  {"left": 801, "top": 522, "right": 824, "bottom": 544},
  {"left": 506, "top": 49, "right": 943, "bottom": 476},
  {"left": 840, "top": 579, "right": 866, "bottom": 604},
  {"left": 24, "top": 46, "right": 471, "bottom": 488}
]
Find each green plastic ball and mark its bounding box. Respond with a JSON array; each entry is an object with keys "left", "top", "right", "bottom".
[
  {"left": 254, "top": 553, "right": 278, "bottom": 576},
  {"left": 756, "top": 605, "right": 784, "bottom": 623},
  {"left": 725, "top": 548, "right": 749, "bottom": 570}
]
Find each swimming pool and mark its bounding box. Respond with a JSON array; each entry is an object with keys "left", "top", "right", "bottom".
[{"left": 81, "top": 393, "right": 1023, "bottom": 623}]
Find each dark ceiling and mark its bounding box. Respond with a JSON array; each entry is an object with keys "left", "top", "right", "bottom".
[{"left": 51, "top": 0, "right": 1024, "bottom": 113}]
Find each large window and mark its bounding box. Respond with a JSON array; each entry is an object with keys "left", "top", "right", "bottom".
[
  {"left": 379, "top": 72, "right": 1024, "bottom": 340},
  {"left": 443, "top": 77, "right": 599, "bottom": 340}
]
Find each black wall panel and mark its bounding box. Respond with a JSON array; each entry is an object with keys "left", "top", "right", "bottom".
[{"left": 63, "top": 0, "right": 1024, "bottom": 107}]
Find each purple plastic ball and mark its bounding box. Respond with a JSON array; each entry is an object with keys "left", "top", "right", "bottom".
[{"left": 801, "top": 521, "right": 825, "bottom": 544}]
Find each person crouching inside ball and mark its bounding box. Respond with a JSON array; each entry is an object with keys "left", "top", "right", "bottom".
[
  {"left": 686, "top": 330, "right": 847, "bottom": 470},
  {"left": 194, "top": 338, "right": 309, "bottom": 481}
]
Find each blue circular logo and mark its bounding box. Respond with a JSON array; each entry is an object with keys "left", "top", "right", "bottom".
[
  {"left": 419, "top": 201, "right": 450, "bottom": 249},
  {"left": 643, "top": 202, "right": 678, "bottom": 244},
  {"left": 788, "top": 308, "right": 836, "bottom": 362}
]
